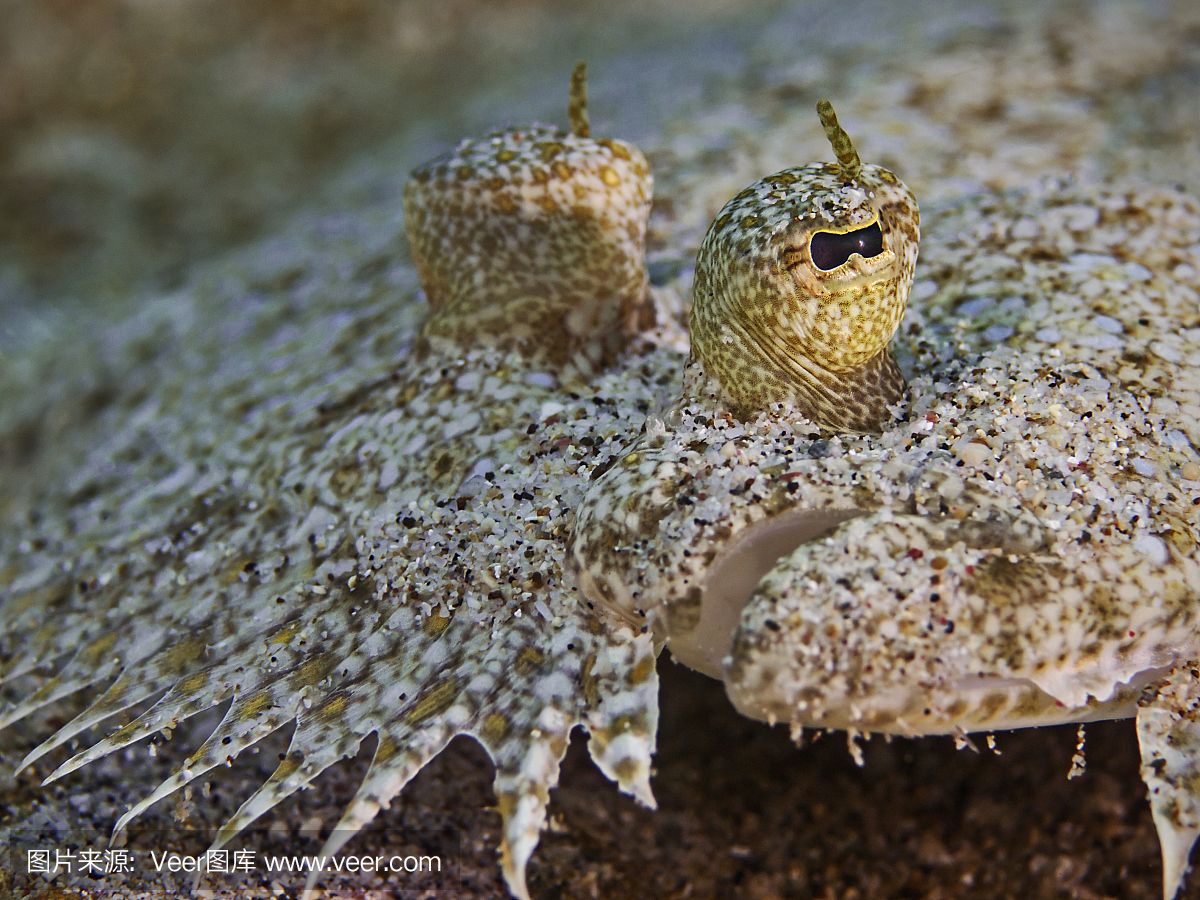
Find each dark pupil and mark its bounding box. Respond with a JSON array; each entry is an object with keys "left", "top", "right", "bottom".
[{"left": 808, "top": 222, "right": 884, "bottom": 271}]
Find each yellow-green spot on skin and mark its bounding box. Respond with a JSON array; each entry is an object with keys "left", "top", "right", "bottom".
[
  {"left": 608, "top": 712, "right": 645, "bottom": 737},
  {"left": 423, "top": 611, "right": 452, "bottom": 637},
  {"left": 162, "top": 638, "right": 206, "bottom": 674},
  {"left": 599, "top": 138, "right": 631, "bottom": 161},
  {"left": 219, "top": 557, "right": 253, "bottom": 586},
  {"left": 1162, "top": 514, "right": 1197, "bottom": 557},
  {"left": 288, "top": 651, "right": 339, "bottom": 690},
  {"left": 496, "top": 789, "right": 518, "bottom": 822},
  {"left": 108, "top": 718, "right": 143, "bottom": 743},
  {"left": 331, "top": 464, "right": 362, "bottom": 496},
  {"left": 267, "top": 619, "right": 303, "bottom": 646},
  {"left": 405, "top": 678, "right": 460, "bottom": 724},
  {"left": 314, "top": 693, "right": 349, "bottom": 725},
  {"left": 237, "top": 690, "right": 274, "bottom": 721},
  {"left": 514, "top": 647, "right": 545, "bottom": 676},
  {"left": 975, "top": 692, "right": 1008, "bottom": 723},
  {"left": 10, "top": 582, "right": 70, "bottom": 619},
  {"left": 80, "top": 632, "right": 119, "bottom": 666},
  {"left": 482, "top": 712, "right": 510, "bottom": 745},
  {"left": 374, "top": 735, "right": 399, "bottom": 764},
  {"left": 764, "top": 172, "right": 798, "bottom": 186},
  {"left": 614, "top": 757, "right": 641, "bottom": 785},
  {"left": 580, "top": 652, "right": 599, "bottom": 707},
  {"left": 30, "top": 621, "right": 60, "bottom": 648},
  {"left": 589, "top": 727, "right": 610, "bottom": 754},
  {"left": 274, "top": 751, "right": 304, "bottom": 782},
  {"left": 496, "top": 149, "right": 517, "bottom": 163},
  {"left": 175, "top": 670, "right": 211, "bottom": 697},
  {"left": 629, "top": 654, "right": 655, "bottom": 685}
]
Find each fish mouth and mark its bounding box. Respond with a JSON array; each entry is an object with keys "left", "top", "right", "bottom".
[
  {"left": 669, "top": 505, "right": 1172, "bottom": 737},
  {"left": 664, "top": 506, "right": 863, "bottom": 678}
]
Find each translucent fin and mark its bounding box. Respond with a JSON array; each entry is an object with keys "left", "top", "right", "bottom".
[
  {"left": 207, "top": 690, "right": 379, "bottom": 851},
  {"left": 0, "top": 627, "right": 133, "bottom": 729},
  {"left": 1136, "top": 663, "right": 1200, "bottom": 900},
  {"left": 17, "top": 671, "right": 175, "bottom": 774},
  {"left": 109, "top": 683, "right": 304, "bottom": 837},
  {"left": 44, "top": 645, "right": 341, "bottom": 784},
  {"left": 489, "top": 707, "right": 574, "bottom": 900},
  {"left": 0, "top": 580, "right": 77, "bottom": 682},
  {"left": 582, "top": 630, "right": 659, "bottom": 808},
  {"left": 290, "top": 619, "right": 515, "bottom": 896},
  {"left": 298, "top": 728, "right": 458, "bottom": 900}
]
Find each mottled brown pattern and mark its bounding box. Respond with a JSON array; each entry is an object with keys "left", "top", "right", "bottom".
[{"left": 690, "top": 102, "right": 919, "bottom": 432}]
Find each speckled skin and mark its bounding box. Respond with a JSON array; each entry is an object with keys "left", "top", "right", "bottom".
[
  {"left": 571, "top": 165, "right": 1200, "bottom": 896},
  {"left": 405, "top": 65, "right": 652, "bottom": 377},
  {"left": 0, "top": 66, "right": 661, "bottom": 900},
  {"left": 689, "top": 105, "right": 919, "bottom": 432}
]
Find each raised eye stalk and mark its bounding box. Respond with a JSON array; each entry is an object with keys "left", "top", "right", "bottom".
[
  {"left": 688, "top": 101, "right": 919, "bottom": 432},
  {"left": 403, "top": 63, "right": 653, "bottom": 376}
]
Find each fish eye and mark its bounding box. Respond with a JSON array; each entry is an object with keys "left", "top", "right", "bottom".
[{"left": 807, "top": 222, "right": 884, "bottom": 271}]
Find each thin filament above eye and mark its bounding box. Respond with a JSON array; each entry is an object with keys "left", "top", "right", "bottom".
[{"left": 808, "top": 222, "right": 884, "bottom": 271}]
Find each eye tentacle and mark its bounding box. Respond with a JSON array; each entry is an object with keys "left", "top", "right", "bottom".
[
  {"left": 569, "top": 61, "right": 589, "bottom": 138},
  {"left": 816, "top": 98, "right": 862, "bottom": 183}
]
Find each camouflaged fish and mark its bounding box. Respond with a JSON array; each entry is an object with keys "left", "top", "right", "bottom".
[{"left": 3, "top": 59, "right": 1200, "bottom": 900}]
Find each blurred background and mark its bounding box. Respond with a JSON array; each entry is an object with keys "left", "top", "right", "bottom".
[
  {"left": 2, "top": 0, "right": 1196, "bottom": 325},
  {"left": 0, "top": 0, "right": 754, "bottom": 315}
]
